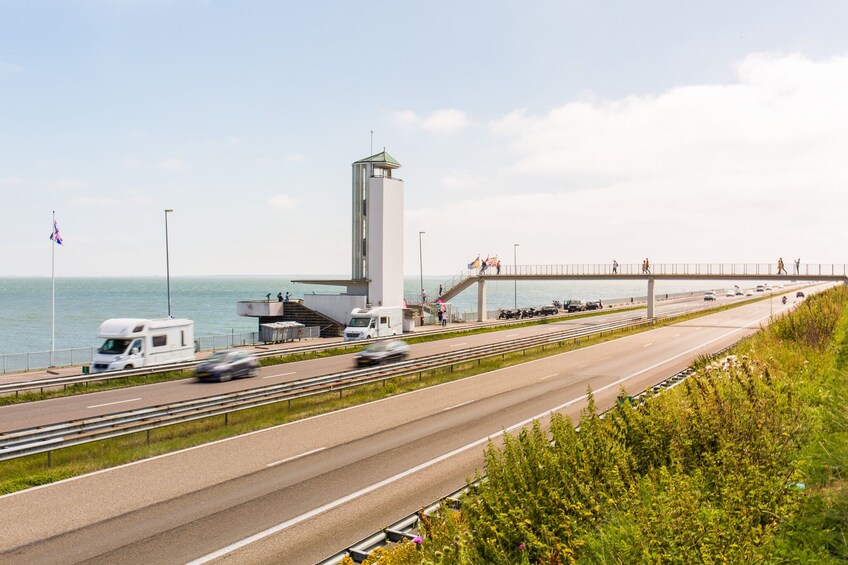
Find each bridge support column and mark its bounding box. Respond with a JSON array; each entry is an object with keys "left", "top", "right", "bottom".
[
  {"left": 477, "top": 279, "right": 487, "bottom": 322},
  {"left": 647, "top": 278, "right": 655, "bottom": 319}
]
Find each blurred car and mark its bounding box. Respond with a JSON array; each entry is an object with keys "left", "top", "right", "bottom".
[
  {"left": 746, "top": 289, "right": 754, "bottom": 296},
  {"left": 355, "top": 339, "right": 410, "bottom": 367},
  {"left": 796, "top": 291, "right": 805, "bottom": 299},
  {"left": 585, "top": 300, "right": 603, "bottom": 311},
  {"left": 735, "top": 288, "right": 744, "bottom": 296},
  {"left": 756, "top": 285, "right": 765, "bottom": 292},
  {"left": 725, "top": 289, "right": 736, "bottom": 297},
  {"left": 704, "top": 291, "right": 717, "bottom": 301},
  {"left": 196, "top": 350, "right": 258, "bottom": 382}
]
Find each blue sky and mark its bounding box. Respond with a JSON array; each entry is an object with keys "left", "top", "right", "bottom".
[{"left": 2, "top": 1, "right": 847, "bottom": 276}]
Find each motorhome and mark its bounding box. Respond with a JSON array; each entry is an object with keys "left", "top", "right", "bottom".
[
  {"left": 90, "top": 318, "right": 195, "bottom": 373},
  {"left": 343, "top": 306, "right": 402, "bottom": 341}
]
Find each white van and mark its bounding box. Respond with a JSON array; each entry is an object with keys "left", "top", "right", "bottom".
[
  {"left": 91, "top": 318, "right": 195, "bottom": 373},
  {"left": 343, "top": 307, "right": 402, "bottom": 341}
]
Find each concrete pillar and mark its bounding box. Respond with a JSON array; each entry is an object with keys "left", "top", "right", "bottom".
[
  {"left": 647, "top": 278, "right": 655, "bottom": 319},
  {"left": 477, "top": 278, "right": 487, "bottom": 322}
]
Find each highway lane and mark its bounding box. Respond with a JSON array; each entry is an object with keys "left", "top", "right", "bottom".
[
  {"left": 0, "top": 291, "right": 749, "bottom": 432},
  {"left": 0, "top": 291, "right": 810, "bottom": 564}
]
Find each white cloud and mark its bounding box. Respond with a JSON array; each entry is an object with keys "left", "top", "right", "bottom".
[
  {"left": 156, "top": 158, "right": 189, "bottom": 171},
  {"left": 392, "top": 109, "right": 469, "bottom": 133},
  {"left": 440, "top": 170, "right": 487, "bottom": 191},
  {"left": 268, "top": 194, "right": 297, "bottom": 210}
]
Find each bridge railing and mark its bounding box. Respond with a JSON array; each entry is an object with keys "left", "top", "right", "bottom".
[{"left": 489, "top": 263, "right": 848, "bottom": 277}]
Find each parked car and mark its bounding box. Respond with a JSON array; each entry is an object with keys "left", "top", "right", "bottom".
[
  {"left": 585, "top": 300, "right": 603, "bottom": 311},
  {"left": 565, "top": 300, "right": 586, "bottom": 312},
  {"left": 735, "top": 288, "right": 744, "bottom": 296},
  {"left": 725, "top": 289, "right": 736, "bottom": 297},
  {"left": 746, "top": 289, "right": 754, "bottom": 296},
  {"left": 756, "top": 285, "right": 765, "bottom": 292},
  {"left": 537, "top": 305, "right": 559, "bottom": 315},
  {"left": 355, "top": 339, "right": 410, "bottom": 367},
  {"left": 195, "top": 350, "right": 258, "bottom": 382},
  {"left": 796, "top": 291, "right": 805, "bottom": 299},
  {"left": 704, "top": 291, "right": 717, "bottom": 301}
]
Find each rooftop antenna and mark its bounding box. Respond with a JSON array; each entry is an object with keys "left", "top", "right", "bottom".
[{"left": 370, "top": 130, "right": 373, "bottom": 155}]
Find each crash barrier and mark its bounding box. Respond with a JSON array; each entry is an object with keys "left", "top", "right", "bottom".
[
  {"left": 0, "top": 316, "right": 655, "bottom": 463},
  {"left": 317, "top": 342, "right": 742, "bottom": 564}
]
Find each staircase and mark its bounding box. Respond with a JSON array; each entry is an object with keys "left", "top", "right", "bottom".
[
  {"left": 437, "top": 269, "right": 479, "bottom": 302},
  {"left": 259, "top": 301, "right": 344, "bottom": 338}
]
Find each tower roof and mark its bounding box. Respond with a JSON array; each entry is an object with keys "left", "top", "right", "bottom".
[{"left": 353, "top": 150, "right": 400, "bottom": 168}]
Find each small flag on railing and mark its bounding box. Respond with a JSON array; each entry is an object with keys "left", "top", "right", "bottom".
[{"left": 49, "top": 220, "right": 64, "bottom": 245}]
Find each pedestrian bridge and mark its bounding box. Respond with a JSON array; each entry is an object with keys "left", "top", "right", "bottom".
[{"left": 434, "top": 263, "right": 848, "bottom": 321}]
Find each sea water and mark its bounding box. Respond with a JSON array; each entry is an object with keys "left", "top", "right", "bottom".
[{"left": 0, "top": 276, "right": 740, "bottom": 355}]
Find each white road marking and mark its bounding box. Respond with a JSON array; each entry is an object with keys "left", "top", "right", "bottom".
[
  {"left": 442, "top": 400, "right": 473, "bottom": 412},
  {"left": 264, "top": 371, "right": 297, "bottom": 380},
  {"left": 643, "top": 343, "right": 653, "bottom": 348},
  {"left": 449, "top": 343, "right": 467, "bottom": 348},
  {"left": 672, "top": 334, "right": 680, "bottom": 338},
  {"left": 87, "top": 398, "right": 142, "bottom": 409},
  {"left": 266, "top": 447, "right": 326, "bottom": 468},
  {"left": 539, "top": 373, "right": 559, "bottom": 381},
  {"left": 189, "top": 313, "right": 772, "bottom": 565}
]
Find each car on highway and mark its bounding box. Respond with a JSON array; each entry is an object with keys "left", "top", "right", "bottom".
[
  {"left": 746, "top": 289, "right": 754, "bottom": 296},
  {"left": 585, "top": 300, "right": 603, "bottom": 311},
  {"left": 796, "top": 291, "right": 805, "bottom": 299},
  {"left": 195, "top": 350, "right": 258, "bottom": 382},
  {"left": 565, "top": 300, "right": 586, "bottom": 312},
  {"left": 756, "top": 285, "right": 765, "bottom": 292},
  {"left": 735, "top": 288, "right": 744, "bottom": 296},
  {"left": 725, "top": 289, "right": 736, "bottom": 297},
  {"left": 355, "top": 339, "right": 410, "bottom": 367},
  {"left": 704, "top": 291, "right": 717, "bottom": 301}
]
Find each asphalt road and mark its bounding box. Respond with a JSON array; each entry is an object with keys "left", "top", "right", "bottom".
[{"left": 0, "top": 286, "right": 817, "bottom": 564}]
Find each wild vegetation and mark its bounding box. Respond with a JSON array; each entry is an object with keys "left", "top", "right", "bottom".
[{"left": 357, "top": 286, "right": 848, "bottom": 563}]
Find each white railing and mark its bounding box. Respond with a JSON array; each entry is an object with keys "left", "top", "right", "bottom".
[{"left": 472, "top": 263, "right": 847, "bottom": 277}]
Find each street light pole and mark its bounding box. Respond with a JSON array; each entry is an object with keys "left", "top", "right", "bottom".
[
  {"left": 164, "top": 209, "right": 174, "bottom": 318},
  {"left": 514, "top": 243, "right": 519, "bottom": 309},
  {"left": 418, "top": 231, "right": 426, "bottom": 303}
]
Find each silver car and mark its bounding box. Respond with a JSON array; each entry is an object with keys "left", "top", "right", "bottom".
[
  {"left": 355, "top": 340, "right": 410, "bottom": 367},
  {"left": 195, "top": 350, "right": 259, "bottom": 382}
]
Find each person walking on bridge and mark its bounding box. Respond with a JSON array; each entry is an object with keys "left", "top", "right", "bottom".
[
  {"left": 778, "top": 257, "right": 787, "bottom": 274},
  {"left": 794, "top": 258, "right": 801, "bottom": 275},
  {"left": 612, "top": 259, "right": 619, "bottom": 274}
]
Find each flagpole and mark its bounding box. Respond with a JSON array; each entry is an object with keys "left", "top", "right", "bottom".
[{"left": 51, "top": 210, "right": 55, "bottom": 367}]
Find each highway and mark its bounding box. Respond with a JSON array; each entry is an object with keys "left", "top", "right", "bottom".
[
  {"left": 0, "top": 288, "right": 812, "bottom": 564},
  {"left": 0, "top": 291, "right": 749, "bottom": 432}
]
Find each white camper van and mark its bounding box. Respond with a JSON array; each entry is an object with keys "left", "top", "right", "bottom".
[
  {"left": 343, "top": 307, "right": 402, "bottom": 341},
  {"left": 90, "top": 318, "right": 195, "bottom": 373}
]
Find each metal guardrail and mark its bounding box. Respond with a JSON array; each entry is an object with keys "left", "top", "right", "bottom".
[
  {"left": 318, "top": 342, "right": 742, "bottom": 564},
  {"left": 0, "top": 317, "right": 650, "bottom": 462}
]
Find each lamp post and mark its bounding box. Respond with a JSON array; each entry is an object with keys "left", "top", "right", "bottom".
[
  {"left": 418, "top": 231, "right": 426, "bottom": 325},
  {"left": 164, "top": 209, "right": 174, "bottom": 318},
  {"left": 513, "top": 243, "right": 519, "bottom": 309}
]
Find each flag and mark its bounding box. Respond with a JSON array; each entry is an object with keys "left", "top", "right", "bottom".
[
  {"left": 467, "top": 255, "right": 479, "bottom": 269},
  {"left": 49, "top": 220, "right": 63, "bottom": 245},
  {"left": 403, "top": 298, "right": 408, "bottom": 308}
]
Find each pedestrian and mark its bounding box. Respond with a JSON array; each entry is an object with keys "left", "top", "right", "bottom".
[
  {"left": 437, "top": 310, "right": 443, "bottom": 324},
  {"left": 441, "top": 309, "right": 448, "bottom": 326},
  {"left": 778, "top": 257, "right": 787, "bottom": 275},
  {"left": 612, "top": 259, "right": 618, "bottom": 274},
  {"left": 421, "top": 289, "right": 427, "bottom": 303},
  {"left": 496, "top": 260, "right": 501, "bottom": 275},
  {"left": 480, "top": 259, "right": 488, "bottom": 274},
  {"left": 285, "top": 291, "right": 291, "bottom": 302},
  {"left": 794, "top": 258, "right": 800, "bottom": 275},
  {"left": 439, "top": 284, "right": 443, "bottom": 296},
  {"left": 645, "top": 258, "right": 650, "bottom": 274},
  {"left": 277, "top": 291, "right": 283, "bottom": 302}
]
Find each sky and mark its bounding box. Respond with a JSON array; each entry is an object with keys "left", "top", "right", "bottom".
[{"left": 2, "top": 0, "right": 847, "bottom": 277}]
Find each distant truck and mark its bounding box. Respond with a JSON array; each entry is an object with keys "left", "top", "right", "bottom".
[
  {"left": 90, "top": 318, "right": 195, "bottom": 373},
  {"left": 343, "top": 306, "right": 403, "bottom": 341}
]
